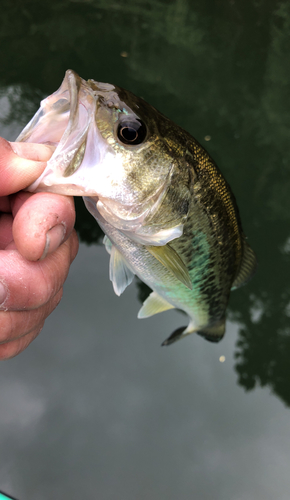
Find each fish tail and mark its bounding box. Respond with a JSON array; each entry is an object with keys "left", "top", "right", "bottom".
[
  {"left": 195, "top": 317, "right": 225, "bottom": 343},
  {"left": 162, "top": 317, "right": 225, "bottom": 346}
]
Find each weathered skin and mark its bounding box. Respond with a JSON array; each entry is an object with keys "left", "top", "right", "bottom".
[{"left": 16, "top": 70, "right": 257, "bottom": 345}]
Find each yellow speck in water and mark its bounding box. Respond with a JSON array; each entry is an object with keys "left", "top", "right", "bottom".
[
  {"left": 219, "top": 355, "right": 226, "bottom": 363},
  {"left": 204, "top": 135, "right": 211, "bottom": 141},
  {"left": 120, "top": 51, "right": 128, "bottom": 58}
]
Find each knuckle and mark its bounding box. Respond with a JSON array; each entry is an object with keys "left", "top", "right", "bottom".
[
  {"left": 0, "top": 312, "right": 13, "bottom": 344},
  {"left": 0, "top": 322, "right": 44, "bottom": 360},
  {"left": 0, "top": 340, "right": 19, "bottom": 360}
]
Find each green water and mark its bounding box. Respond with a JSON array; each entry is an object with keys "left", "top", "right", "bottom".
[{"left": 0, "top": 1, "right": 290, "bottom": 499}]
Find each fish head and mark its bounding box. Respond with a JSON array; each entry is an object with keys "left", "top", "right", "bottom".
[{"left": 17, "top": 70, "right": 191, "bottom": 244}]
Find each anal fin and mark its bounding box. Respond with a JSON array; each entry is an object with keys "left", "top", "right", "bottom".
[
  {"left": 138, "top": 291, "right": 175, "bottom": 318},
  {"left": 162, "top": 326, "right": 187, "bottom": 346}
]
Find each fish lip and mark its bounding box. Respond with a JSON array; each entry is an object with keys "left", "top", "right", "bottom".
[
  {"left": 18, "top": 70, "right": 129, "bottom": 199},
  {"left": 22, "top": 70, "right": 107, "bottom": 195}
]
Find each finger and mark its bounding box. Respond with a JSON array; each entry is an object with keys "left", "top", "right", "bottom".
[
  {"left": 0, "top": 325, "right": 44, "bottom": 360},
  {"left": 0, "top": 213, "right": 13, "bottom": 249},
  {"left": 0, "top": 196, "right": 11, "bottom": 213},
  {"left": 0, "top": 138, "right": 47, "bottom": 196},
  {"left": 69, "top": 229, "right": 79, "bottom": 263},
  {"left": 0, "top": 288, "right": 63, "bottom": 344},
  {"left": 0, "top": 237, "right": 74, "bottom": 311},
  {"left": 10, "top": 142, "right": 55, "bottom": 161},
  {"left": 0, "top": 288, "right": 63, "bottom": 345},
  {"left": 12, "top": 192, "right": 76, "bottom": 261},
  {"left": 0, "top": 289, "right": 63, "bottom": 360}
]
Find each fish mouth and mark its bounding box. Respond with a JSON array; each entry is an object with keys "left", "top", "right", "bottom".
[{"left": 17, "top": 70, "right": 109, "bottom": 196}]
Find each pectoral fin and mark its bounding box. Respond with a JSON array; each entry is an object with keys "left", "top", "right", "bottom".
[
  {"left": 129, "top": 224, "right": 184, "bottom": 246},
  {"left": 109, "top": 245, "right": 135, "bottom": 296},
  {"left": 146, "top": 244, "right": 192, "bottom": 290},
  {"left": 138, "top": 291, "right": 175, "bottom": 318}
]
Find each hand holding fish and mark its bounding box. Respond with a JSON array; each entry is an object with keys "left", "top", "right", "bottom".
[{"left": 0, "top": 138, "right": 78, "bottom": 359}]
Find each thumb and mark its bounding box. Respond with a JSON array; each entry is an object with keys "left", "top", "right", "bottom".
[{"left": 0, "top": 137, "right": 54, "bottom": 196}]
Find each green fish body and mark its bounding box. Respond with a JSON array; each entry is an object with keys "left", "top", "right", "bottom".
[{"left": 16, "top": 70, "right": 257, "bottom": 345}]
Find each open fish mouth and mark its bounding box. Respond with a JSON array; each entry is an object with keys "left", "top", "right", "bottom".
[{"left": 17, "top": 70, "right": 108, "bottom": 196}]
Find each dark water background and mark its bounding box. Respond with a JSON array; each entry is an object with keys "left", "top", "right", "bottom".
[{"left": 0, "top": 1, "right": 290, "bottom": 498}]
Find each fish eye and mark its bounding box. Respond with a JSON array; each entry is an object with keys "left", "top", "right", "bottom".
[{"left": 117, "top": 119, "right": 147, "bottom": 145}]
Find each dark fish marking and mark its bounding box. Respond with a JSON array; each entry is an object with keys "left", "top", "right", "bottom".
[{"left": 162, "top": 326, "right": 187, "bottom": 346}]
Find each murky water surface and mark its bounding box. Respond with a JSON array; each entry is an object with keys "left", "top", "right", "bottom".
[{"left": 0, "top": 1, "right": 290, "bottom": 498}]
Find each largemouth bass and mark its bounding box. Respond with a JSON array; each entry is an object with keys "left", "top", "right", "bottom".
[{"left": 16, "top": 70, "right": 257, "bottom": 345}]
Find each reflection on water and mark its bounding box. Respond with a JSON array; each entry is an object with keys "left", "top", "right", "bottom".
[
  {"left": 0, "top": 0, "right": 289, "bottom": 403},
  {"left": 0, "top": 0, "right": 290, "bottom": 497},
  {"left": 1, "top": 244, "right": 290, "bottom": 500}
]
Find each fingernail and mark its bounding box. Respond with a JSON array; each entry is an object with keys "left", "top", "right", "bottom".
[
  {"left": 10, "top": 143, "right": 26, "bottom": 157},
  {"left": 10, "top": 142, "right": 55, "bottom": 161},
  {"left": 0, "top": 281, "right": 8, "bottom": 309},
  {"left": 40, "top": 224, "right": 66, "bottom": 261}
]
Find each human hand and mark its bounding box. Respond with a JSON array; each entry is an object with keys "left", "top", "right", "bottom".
[{"left": 0, "top": 137, "right": 79, "bottom": 359}]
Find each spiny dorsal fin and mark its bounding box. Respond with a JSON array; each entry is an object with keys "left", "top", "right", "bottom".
[
  {"left": 231, "top": 239, "right": 257, "bottom": 290},
  {"left": 138, "top": 291, "right": 175, "bottom": 319},
  {"left": 109, "top": 245, "right": 135, "bottom": 296},
  {"left": 146, "top": 244, "right": 192, "bottom": 290}
]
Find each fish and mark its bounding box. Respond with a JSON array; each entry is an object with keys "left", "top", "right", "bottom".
[{"left": 16, "top": 70, "right": 257, "bottom": 345}]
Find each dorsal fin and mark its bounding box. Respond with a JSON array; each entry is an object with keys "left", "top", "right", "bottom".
[
  {"left": 231, "top": 239, "right": 257, "bottom": 290},
  {"left": 145, "top": 244, "right": 192, "bottom": 290},
  {"left": 138, "top": 291, "right": 175, "bottom": 318}
]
